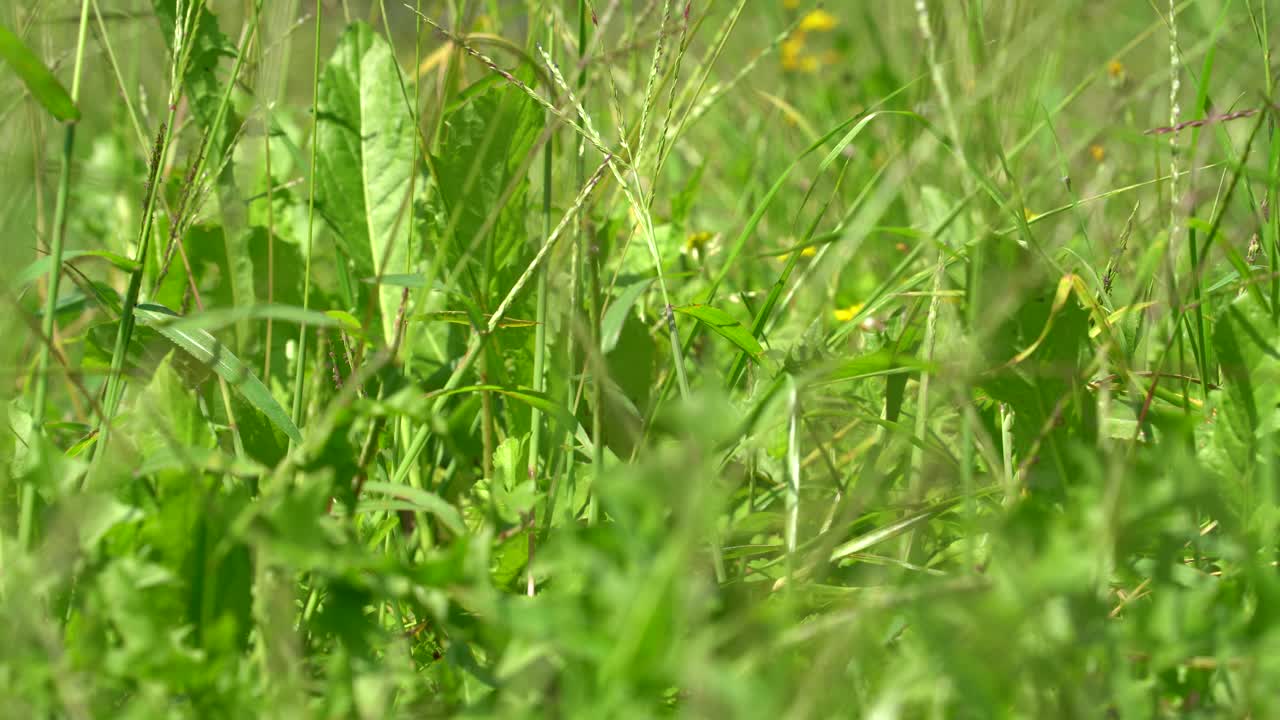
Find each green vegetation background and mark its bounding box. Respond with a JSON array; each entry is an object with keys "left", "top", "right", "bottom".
[{"left": 2, "top": 0, "right": 1279, "bottom": 717}]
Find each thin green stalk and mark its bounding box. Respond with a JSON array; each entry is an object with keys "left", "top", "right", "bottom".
[
  {"left": 1131, "top": 111, "right": 1266, "bottom": 446},
  {"left": 586, "top": 223, "right": 603, "bottom": 526},
  {"left": 578, "top": 0, "right": 606, "bottom": 525},
  {"left": 290, "top": 0, "right": 324, "bottom": 436},
  {"left": 630, "top": 0, "right": 690, "bottom": 400},
  {"left": 528, "top": 0, "right": 554, "bottom": 546},
  {"left": 259, "top": 0, "right": 299, "bottom": 380},
  {"left": 904, "top": 0, "right": 963, "bottom": 562},
  {"left": 1265, "top": 0, "right": 1279, "bottom": 316},
  {"left": 785, "top": 377, "right": 800, "bottom": 584},
  {"left": 262, "top": 99, "right": 276, "bottom": 379},
  {"left": 404, "top": 0, "right": 430, "bottom": 563},
  {"left": 536, "top": 1, "right": 691, "bottom": 404},
  {"left": 92, "top": 77, "right": 175, "bottom": 462},
  {"left": 559, "top": 80, "right": 583, "bottom": 528},
  {"left": 23, "top": 0, "right": 92, "bottom": 551}
]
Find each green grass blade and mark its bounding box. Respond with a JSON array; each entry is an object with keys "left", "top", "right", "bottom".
[
  {"left": 0, "top": 21, "right": 81, "bottom": 121},
  {"left": 134, "top": 303, "right": 302, "bottom": 445}
]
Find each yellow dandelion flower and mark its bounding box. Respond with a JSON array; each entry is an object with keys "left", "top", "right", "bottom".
[
  {"left": 833, "top": 302, "right": 864, "bottom": 323},
  {"left": 1089, "top": 144, "right": 1106, "bottom": 162},
  {"left": 799, "top": 9, "right": 838, "bottom": 32}
]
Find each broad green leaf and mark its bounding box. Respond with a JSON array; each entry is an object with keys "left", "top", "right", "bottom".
[
  {"left": 0, "top": 22, "right": 80, "bottom": 121},
  {"left": 133, "top": 303, "right": 302, "bottom": 444},
  {"left": 315, "top": 22, "right": 416, "bottom": 344},
  {"left": 151, "top": 225, "right": 244, "bottom": 332},
  {"left": 675, "top": 304, "right": 765, "bottom": 360},
  {"left": 975, "top": 262, "right": 1095, "bottom": 493},
  {"left": 601, "top": 279, "right": 654, "bottom": 353},
  {"left": 491, "top": 435, "right": 538, "bottom": 525},
  {"left": 228, "top": 390, "right": 289, "bottom": 468},
  {"left": 1206, "top": 292, "right": 1280, "bottom": 480},
  {"left": 76, "top": 494, "right": 143, "bottom": 550},
  {"left": 603, "top": 308, "right": 657, "bottom": 442},
  {"left": 130, "top": 355, "right": 214, "bottom": 456},
  {"left": 7, "top": 400, "right": 87, "bottom": 493},
  {"left": 433, "top": 77, "right": 544, "bottom": 302},
  {"left": 490, "top": 530, "right": 529, "bottom": 589}
]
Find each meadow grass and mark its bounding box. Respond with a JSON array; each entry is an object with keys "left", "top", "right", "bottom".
[{"left": 2, "top": 0, "right": 1280, "bottom": 717}]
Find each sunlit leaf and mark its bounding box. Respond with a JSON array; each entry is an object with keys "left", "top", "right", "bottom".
[
  {"left": 675, "top": 304, "right": 764, "bottom": 360},
  {"left": 315, "top": 22, "right": 417, "bottom": 344}
]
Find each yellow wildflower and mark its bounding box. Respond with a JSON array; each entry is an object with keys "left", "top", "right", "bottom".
[
  {"left": 833, "top": 303, "right": 864, "bottom": 323},
  {"left": 778, "top": 6, "right": 839, "bottom": 73},
  {"left": 781, "top": 8, "right": 839, "bottom": 73},
  {"left": 800, "top": 245, "right": 817, "bottom": 258},
  {"left": 781, "top": 32, "right": 807, "bottom": 71},
  {"left": 684, "top": 230, "right": 715, "bottom": 256},
  {"left": 1107, "top": 59, "right": 1127, "bottom": 88},
  {"left": 799, "top": 9, "right": 838, "bottom": 32},
  {"left": 1089, "top": 144, "right": 1106, "bottom": 162}
]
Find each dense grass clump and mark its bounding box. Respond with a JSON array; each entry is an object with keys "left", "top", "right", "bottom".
[{"left": 4, "top": 0, "right": 1280, "bottom": 716}]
